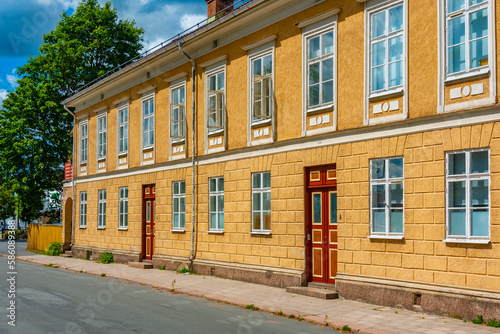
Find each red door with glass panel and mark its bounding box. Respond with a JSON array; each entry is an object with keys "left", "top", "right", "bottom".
[
  {"left": 142, "top": 185, "right": 155, "bottom": 260},
  {"left": 305, "top": 166, "right": 337, "bottom": 284}
]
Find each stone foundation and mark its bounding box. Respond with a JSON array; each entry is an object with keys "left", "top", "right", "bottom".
[
  {"left": 335, "top": 273, "right": 500, "bottom": 320},
  {"left": 71, "top": 245, "right": 141, "bottom": 264}
]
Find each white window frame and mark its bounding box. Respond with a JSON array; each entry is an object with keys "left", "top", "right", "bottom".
[
  {"left": 119, "top": 187, "right": 128, "bottom": 230},
  {"left": 369, "top": 157, "right": 404, "bottom": 239},
  {"left": 251, "top": 171, "right": 271, "bottom": 234},
  {"left": 141, "top": 93, "right": 155, "bottom": 149},
  {"left": 205, "top": 67, "right": 226, "bottom": 134},
  {"left": 79, "top": 120, "right": 88, "bottom": 164},
  {"left": 98, "top": 189, "right": 106, "bottom": 229},
  {"left": 444, "top": 148, "right": 490, "bottom": 244},
  {"left": 170, "top": 82, "right": 186, "bottom": 141},
  {"left": 79, "top": 191, "right": 87, "bottom": 228},
  {"left": 208, "top": 177, "right": 224, "bottom": 232},
  {"left": 249, "top": 49, "right": 274, "bottom": 125},
  {"left": 117, "top": 103, "right": 129, "bottom": 155},
  {"left": 96, "top": 112, "right": 107, "bottom": 160},
  {"left": 172, "top": 181, "right": 186, "bottom": 231}
]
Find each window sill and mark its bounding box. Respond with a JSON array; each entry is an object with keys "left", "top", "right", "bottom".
[
  {"left": 97, "top": 227, "right": 106, "bottom": 230},
  {"left": 251, "top": 118, "right": 272, "bottom": 127},
  {"left": 118, "top": 152, "right": 128, "bottom": 157},
  {"left": 80, "top": 162, "right": 87, "bottom": 165},
  {"left": 368, "top": 235, "right": 404, "bottom": 240},
  {"left": 98, "top": 157, "right": 106, "bottom": 161},
  {"left": 306, "top": 104, "right": 334, "bottom": 115},
  {"left": 208, "top": 230, "right": 224, "bottom": 234},
  {"left": 442, "top": 238, "right": 490, "bottom": 245},
  {"left": 118, "top": 227, "right": 128, "bottom": 231},
  {"left": 368, "top": 88, "right": 404, "bottom": 102},
  {"left": 444, "top": 67, "right": 490, "bottom": 85},
  {"left": 208, "top": 129, "right": 224, "bottom": 136},
  {"left": 142, "top": 145, "right": 154, "bottom": 150},
  {"left": 171, "top": 138, "right": 186, "bottom": 144},
  {"left": 79, "top": 226, "right": 86, "bottom": 229},
  {"left": 171, "top": 229, "right": 185, "bottom": 233},
  {"left": 250, "top": 231, "right": 272, "bottom": 235}
]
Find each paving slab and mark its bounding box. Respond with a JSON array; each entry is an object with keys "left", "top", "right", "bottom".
[{"left": 15, "top": 254, "right": 500, "bottom": 334}]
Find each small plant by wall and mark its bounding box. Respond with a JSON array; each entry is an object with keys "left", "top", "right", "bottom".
[
  {"left": 99, "top": 252, "right": 114, "bottom": 264},
  {"left": 45, "top": 242, "right": 62, "bottom": 256}
]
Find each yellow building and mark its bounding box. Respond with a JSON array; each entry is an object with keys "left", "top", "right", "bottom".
[{"left": 62, "top": 0, "right": 500, "bottom": 319}]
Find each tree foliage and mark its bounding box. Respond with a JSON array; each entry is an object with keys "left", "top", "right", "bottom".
[{"left": 0, "top": 0, "right": 144, "bottom": 222}]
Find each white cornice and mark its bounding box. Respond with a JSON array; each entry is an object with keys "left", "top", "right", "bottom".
[
  {"left": 241, "top": 34, "right": 278, "bottom": 51},
  {"left": 76, "top": 113, "right": 89, "bottom": 120},
  {"left": 112, "top": 96, "right": 130, "bottom": 105},
  {"left": 199, "top": 55, "right": 228, "bottom": 68},
  {"left": 136, "top": 85, "right": 157, "bottom": 95},
  {"left": 164, "top": 72, "right": 188, "bottom": 83},
  {"left": 295, "top": 8, "right": 341, "bottom": 28},
  {"left": 93, "top": 105, "right": 108, "bottom": 113}
]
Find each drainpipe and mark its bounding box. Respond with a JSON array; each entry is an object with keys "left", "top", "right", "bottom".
[
  {"left": 178, "top": 42, "right": 197, "bottom": 263},
  {"left": 63, "top": 103, "right": 76, "bottom": 248}
]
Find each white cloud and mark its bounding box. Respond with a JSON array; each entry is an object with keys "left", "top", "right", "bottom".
[
  {"left": 6, "top": 74, "right": 19, "bottom": 88},
  {"left": 0, "top": 89, "right": 8, "bottom": 108},
  {"left": 180, "top": 14, "right": 206, "bottom": 31}
]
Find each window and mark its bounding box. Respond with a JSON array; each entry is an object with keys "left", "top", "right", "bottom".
[
  {"left": 98, "top": 190, "right": 106, "bottom": 229},
  {"left": 251, "top": 52, "right": 273, "bottom": 122},
  {"left": 142, "top": 96, "right": 154, "bottom": 148},
  {"left": 172, "top": 181, "right": 186, "bottom": 230},
  {"left": 209, "top": 177, "right": 224, "bottom": 231},
  {"left": 97, "top": 114, "right": 107, "bottom": 159},
  {"left": 79, "top": 191, "right": 87, "bottom": 228},
  {"left": 118, "top": 105, "right": 128, "bottom": 154},
  {"left": 446, "top": 0, "right": 489, "bottom": 76},
  {"left": 80, "top": 121, "right": 88, "bottom": 163},
  {"left": 170, "top": 85, "right": 186, "bottom": 139},
  {"left": 370, "top": 157, "right": 404, "bottom": 237},
  {"left": 446, "top": 149, "right": 490, "bottom": 242},
  {"left": 369, "top": 3, "right": 404, "bottom": 94},
  {"left": 119, "top": 187, "right": 128, "bottom": 229},
  {"left": 252, "top": 172, "right": 271, "bottom": 233},
  {"left": 207, "top": 70, "right": 225, "bottom": 132},
  {"left": 306, "top": 28, "right": 335, "bottom": 109}
]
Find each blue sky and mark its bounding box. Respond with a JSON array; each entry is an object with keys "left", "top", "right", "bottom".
[{"left": 0, "top": 0, "right": 207, "bottom": 105}]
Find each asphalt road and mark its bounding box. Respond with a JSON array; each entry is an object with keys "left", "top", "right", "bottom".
[
  {"left": 0, "top": 254, "right": 340, "bottom": 334},
  {"left": 0, "top": 239, "right": 33, "bottom": 257}
]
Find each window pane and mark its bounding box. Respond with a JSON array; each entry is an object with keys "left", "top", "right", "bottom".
[
  {"left": 471, "top": 209, "right": 489, "bottom": 236},
  {"left": 372, "top": 11, "right": 386, "bottom": 38},
  {"left": 180, "top": 87, "right": 185, "bottom": 103},
  {"left": 322, "top": 32, "right": 334, "bottom": 55},
  {"left": 388, "top": 60, "right": 403, "bottom": 87},
  {"left": 253, "top": 173, "right": 261, "bottom": 189},
  {"left": 219, "top": 213, "right": 224, "bottom": 229},
  {"left": 217, "top": 72, "right": 224, "bottom": 90},
  {"left": 209, "top": 75, "right": 216, "bottom": 91},
  {"left": 449, "top": 16, "right": 466, "bottom": 46},
  {"left": 372, "top": 66, "right": 386, "bottom": 91},
  {"left": 389, "top": 183, "right": 403, "bottom": 207},
  {"left": 449, "top": 209, "right": 466, "bottom": 235},
  {"left": 372, "top": 160, "right": 386, "bottom": 179},
  {"left": 209, "top": 178, "right": 216, "bottom": 192},
  {"left": 218, "top": 194, "right": 224, "bottom": 212},
  {"left": 180, "top": 197, "right": 185, "bottom": 212},
  {"left": 469, "top": 0, "right": 487, "bottom": 5},
  {"left": 309, "top": 36, "right": 320, "bottom": 59},
  {"left": 330, "top": 192, "right": 337, "bottom": 224},
  {"left": 322, "top": 58, "right": 334, "bottom": 81},
  {"left": 209, "top": 196, "right": 216, "bottom": 212},
  {"left": 253, "top": 193, "right": 261, "bottom": 211},
  {"left": 173, "top": 213, "right": 179, "bottom": 228},
  {"left": 264, "top": 213, "right": 271, "bottom": 230},
  {"left": 389, "top": 209, "right": 403, "bottom": 233},
  {"left": 210, "top": 213, "right": 216, "bottom": 229},
  {"left": 471, "top": 179, "right": 488, "bottom": 206},
  {"left": 218, "top": 178, "right": 224, "bottom": 191},
  {"left": 372, "top": 185, "right": 385, "bottom": 208},
  {"left": 389, "top": 5, "right": 403, "bottom": 33},
  {"left": 180, "top": 182, "right": 185, "bottom": 194},
  {"left": 449, "top": 153, "right": 466, "bottom": 175},
  {"left": 372, "top": 41, "right": 386, "bottom": 67},
  {"left": 389, "top": 36, "right": 403, "bottom": 62},
  {"left": 471, "top": 151, "right": 488, "bottom": 173},
  {"left": 263, "top": 192, "right": 271, "bottom": 211},
  {"left": 263, "top": 55, "right": 272, "bottom": 75},
  {"left": 253, "top": 58, "right": 261, "bottom": 76},
  {"left": 173, "top": 198, "right": 179, "bottom": 212},
  {"left": 448, "top": 0, "right": 465, "bottom": 13},
  {"left": 389, "top": 158, "right": 404, "bottom": 178},
  {"left": 263, "top": 173, "right": 271, "bottom": 188},
  {"left": 449, "top": 181, "right": 466, "bottom": 207},
  {"left": 372, "top": 209, "right": 386, "bottom": 232},
  {"left": 309, "top": 63, "right": 320, "bottom": 85},
  {"left": 470, "top": 9, "right": 488, "bottom": 40},
  {"left": 146, "top": 202, "right": 151, "bottom": 222},
  {"left": 309, "top": 85, "right": 320, "bottom": 107},
  {"left": 253, "top": 213, "right": 261, "bottom": 230},
  {"left": 449, "top": 44, "right": 466, "bottom": 74},
  {"left": 470, "top": 37, "right": 488, "bottom": 69},
  {"left": 313, "top": 193, "right": 322, "bottom": 224},
  {"left": 322, "top": 81, "right": 334, "bottom": 104}
]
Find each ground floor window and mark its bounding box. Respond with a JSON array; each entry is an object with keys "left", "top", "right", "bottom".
[
  {"left": 173, "top": 181, "right": 186, "bottom": 230},
  {"left": 252, "top": 172, "right": 271, "bottom": 233},
  {"left": 119, "top": 187, "right": 128, "bottom": 229}
]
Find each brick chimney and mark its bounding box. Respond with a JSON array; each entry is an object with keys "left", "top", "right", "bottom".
[{"left": 206, "top": 0, "right": 234, "bottom": 18}]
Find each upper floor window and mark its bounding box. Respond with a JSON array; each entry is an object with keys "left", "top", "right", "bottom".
[
  {"left": 79, "top": 191, "right": 87, "bottom": 228},
  {"left": 142, "top": 95, "right": 154, "bottom": 148},
  {"left": 98, "top": 189, "right": 106, "bottom": 229},
  {"left": 446, "top": 0, "right": 489, "bottom": 76},
  {"left": 369, "top": 3, "right": 404, "bottom": 94},
  {"left": 170, "top": 84, "right": 186, "bottom": 139},
  {"left": 79, "top": 121, "right": 88, "bottom": 164},
  {"left": 118, "top": 105, "right": 128, "bottom": 154},
  {"left": 446, "top": 149, "right": 490, "bottom": 242},
  {"left": 207, "top": 70, "right": 225, "bottom": 132},
  {"left": 97, "top": 114, "right": 107, "bottom": 159},
  {"left": 306, "top": 28, "right": 334, "bottom": 109},
  {"left": 252, "top": 172, "right": 271, "bottom": 233},
  {"left": 119, "top": 187, "right": 128, "bottom": 229},
  {"left": 209, "top": 177, "right": 224, "bottom": 232},
  {"left": 370, "top": 157, "right": 404, "bottom": 238},
  {"left": 250, "top": 52, "right": 273, "bottom": 122},
  {"left": 172, "top": 181, "right": 186, "bottom": 230}
]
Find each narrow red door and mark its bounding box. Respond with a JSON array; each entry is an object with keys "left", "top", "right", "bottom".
[{"left": 142, "top": 185, "right": 155, "bottom": 260}]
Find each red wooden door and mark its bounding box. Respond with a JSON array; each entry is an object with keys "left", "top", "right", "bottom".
[
  {"left": 306, "top": 166, "right": 337, "bottom": 284},
  {"left": 142, "top": 185, "right": 155, "bottom": 260}
]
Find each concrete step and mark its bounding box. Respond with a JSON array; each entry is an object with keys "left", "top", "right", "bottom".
[
  {"left": 62, "top": 251, "right": 72, "bottom": 258},
  {"left": 307, "top": 282, "right": 337, "bottom": 291},
  {"left": 285, "top": 286, "right": 339, "bottom": 300},
  {"left": 129, "top": 262, "right": 153, "bottom": 269}
]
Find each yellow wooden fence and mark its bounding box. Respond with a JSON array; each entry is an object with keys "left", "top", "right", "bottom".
[{"left": 27, "top": 224, "right": 62, "bottom": 252}]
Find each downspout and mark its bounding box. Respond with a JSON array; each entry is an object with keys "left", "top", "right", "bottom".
[
  {"left": 63, "top": 103, "right": 76, "bottom": 248},
  {"left": 178, "top": 42, "right": 197, "bottom": 263}
]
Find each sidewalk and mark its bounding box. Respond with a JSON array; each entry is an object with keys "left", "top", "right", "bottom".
[{"left": 17, "top": 254, "right": 498, "bottom": 334}]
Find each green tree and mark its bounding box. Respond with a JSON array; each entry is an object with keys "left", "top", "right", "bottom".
[{"left": 0, "top": 0, "right": 144, "bottom": 222}]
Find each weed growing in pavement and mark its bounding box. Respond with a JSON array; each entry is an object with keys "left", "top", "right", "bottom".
[
  {"left": 486, "top": 318, "right": 500, "bottom": 327},
  {"left": 99, "top": 252, "right": 114, "bottom": 264},
  {"left": 472, "top": 315, "right": 485, "bottom": 325},
  {"left": 100, "top": 273, "right": 106, "bottom": 277},
  {"left": 449, "top": 314, "right": 461, "bottom": 319},
  {"left": 298, "top": 317, "right": 304, "bottom": 321},
  {"left": 171, "top": 280, "right": 176, "bottom": 291},
  {"left": 288, "top": 314, "right": 295, "bottom": 319},
  {"left": 177, "top": 267, "right": 195, "bottom": 274},
  {"left": 276, "top": 310, "right": 283, "bottom": 316},
  {"left": 342, "top": 325, "right": 351, "bottom": 332},
  {"left": 245, "top": 304, "right": 259, "bottom": 311},
  {"left": 159, "top": 265, "right": 166, "bottom": 270}
]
